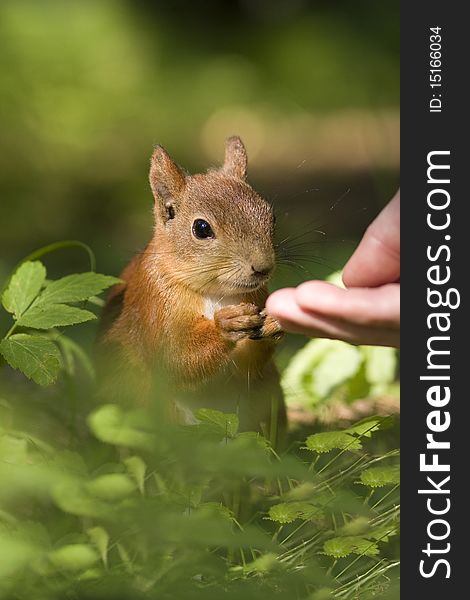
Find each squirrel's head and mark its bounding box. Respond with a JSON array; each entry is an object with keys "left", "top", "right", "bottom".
[{"left": 148, "top": 137, "right": 275, "bottom": 296}]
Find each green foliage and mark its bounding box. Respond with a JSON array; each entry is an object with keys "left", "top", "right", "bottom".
[
  {"left": 48, "top": 544, "right": 100, "bottom": 572},
  {"left": 323, "top": 536, "right": 379, "bottom": 558},
  {"left": 196, "top": 408, "right": 240, "bottom": 438},
  {"left": 0, "top": 333, "right": 62, "bottom": 386},
  {"left": 0, "top": 259, "right": 119, "bottom": 385},
  {"left": 0, "top": 251, "right": 399, "bottom": 599},
  {"left": 1, "top": 261, "right": 46, "bottom": 318},
  {"left": 282, "top": 337, "right": 398, "bottom": 407},
  {"left": 267, "top": 502, "right": 323, "bottom": 524},
  {"left": 281, "top": 270, "right": 399, "bottom": 410},
  {"left": 17, "top": 303, "right": 96, "bottom": 329},
  {"left": 359, "top": 466, "right": 400, "bottom": 488},
  {"left": 305, "top": 431, "right": 363, "bottom": 453},
  {"left": 36, "top": 272, "right": 120, "bottom": 305},
  {"left": 88, "top": 404, "right": 155, "bottom": 451}
]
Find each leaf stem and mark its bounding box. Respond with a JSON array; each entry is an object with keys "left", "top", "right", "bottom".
[{"left": 3, "top": 321, "right": 18, "bottom": 340}]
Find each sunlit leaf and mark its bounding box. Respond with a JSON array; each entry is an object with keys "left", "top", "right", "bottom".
[
  {"left": 267, "top": 501, "right": 323, "bottom": 524},
  {"left": 364, "top": 346, "right": 397, "bottom": 385},
  {"left": 197, "top": 502, "right": 234, "bottom": 522},
  {"left": 48, "top": 544, "right": 99, "bottom": 572},
  {"left": 236, "top": 431, "right": 270, "bottom": 449},
  {"left": 281, "top": 338, "right": 333, "bottom": 406},
  {"left": 281, "top": 337, "right": 364, "bottom": 406},
  {"left": 311, "top": 342, "right": 362, "bottom": 399},
  {"left": 196, "top": 409, "right": 239, "bottom": 438},
  {"left": 2, "top": 261, "right": 46, "bottom": 319},
  {"left": 346, "top": 417, "right": 382, "bottom": 438},
  {"left": 124, "top": 456, "right": 147, "bottom": 494},
  {"left": 52, "top": 482, "right": 108, "bottom": 519},
  {"left": 87, "top": 527, "right": 109, "bottom": 568},
  {"left": 323, "top": 536, "right": 379, "bottom": 558},
  {"left": 18, "top": 303, "right": 96, "bottom": 329},
  {"left": 86, "top": 473, "right": 136, "bottom": 501},
  {"left": 244, "top": 553, "right": 281, "bottom": 573},
  {"left": 305, "top": 431, "right": 362, "bottom": 453},
  {"left": 0, "top": 333, "right": 61, "bottom": 385},
  {"left": 359, "top": 465, "right": 400, "bottom": 488},
  {"left": 88, "top": 404, "right": 154, "bottom": 451},
  {"left": 36, "top": 272, "right": 120, "bottom": 305}
]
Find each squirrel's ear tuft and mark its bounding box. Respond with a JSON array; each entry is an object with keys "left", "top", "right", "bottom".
[
  {"left": 149, "top": 145, "right": 186, "bottom": 220},
  {"left": 222, "top": 136, "right": 247, "bottom": 180}
]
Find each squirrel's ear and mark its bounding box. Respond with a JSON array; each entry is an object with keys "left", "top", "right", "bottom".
[
  {"left": 222, "top": 136, "right": 247, "bottom": 180},
  {"left": 149, "top": 145, "right": 186, "bottom": 220}
]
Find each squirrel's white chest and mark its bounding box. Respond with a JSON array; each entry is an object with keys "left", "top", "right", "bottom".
[{"left": 203, "top": 295, "right": 240, "bottom": 320}]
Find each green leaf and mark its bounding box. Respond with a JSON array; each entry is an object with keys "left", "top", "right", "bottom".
[
  {"left": 0, "top": 334, "right": 62, "bottom": 386},
  {"left": 52, "top": 482, "right": 108, "bottom": 519},
  {"left": 196, "top": 409, "right": 239, "bottom": 438},
  {"left": 87, "top": 527, "right": 109, "bottom": 568},
  {"left": 244, "top": 553, "right": 281, "bottom": 573},
  {"left": 346, "top": 417, "right": 382, "bottom": 438},
  {"left": 86, "top": 474, "right": 136, "bottom": 501},
  {"left": 359, "top": 465, "right": 400, "bottom": 488},
  {"left": 281, "top": 338, "right": 333, "bottom": 406},
  {"left": 342, "top": 361, "right": 371, "bottom": 403},
  {"left": 364, "top": 346, "right": 397, "bottom": 385},
  {"left": 116, "top": 543, "right": 133, "bottom": 573},
  {"left": 48, "top": 544, "right": 99, "bottom": 572},
  {"left": 338, "top": 517, "right": 370, "bottom": 537},
  {"left": 267, "top": 502, "right": 323, "bottom": 524},
  {"left": 88, "top": 405, "right": 154, "bottom": 451},
  {"left": 281, "top": 338, "right": 363, "bottom": 406},
  {"left": 36, "top": 272, "right": 120, "bottom": 305},
  {"left": 323, "top": 536, "right": 379, "bottom": 558},
  {"left": 197, "top": 502, "right": 234, "bottom": 522},
  {"left": 18, "top": 303, "right": 96, "bottom": 329},
  {"left": 124, "top": 456, "right": 147, "bottom": 494},
  {"left": 2, "top": 261, "right": 46, "bottom": 318},
  {"left": 311, "top": 342, "right": 362, "bottom": 399},
  {"left": 304, "top": 431, "right": 362, "bottom": 453},
  {"left": 236, "top": 431, "right": 270, "bottom": 449}
]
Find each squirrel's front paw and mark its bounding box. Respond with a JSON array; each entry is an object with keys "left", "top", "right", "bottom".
[
  {"left": 215, "top": 303, "right": 264, "bottom": 342},
  {"left": 255, "top": 311, "right": 284, "bottom": 341}
]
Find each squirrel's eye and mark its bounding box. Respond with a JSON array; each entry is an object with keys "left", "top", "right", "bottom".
[{"left": 192, "top": 219, "right": 215, "bottom": 240}]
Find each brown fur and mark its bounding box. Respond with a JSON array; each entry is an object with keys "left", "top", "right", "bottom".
[{"left": 98, "top": 137, "right": 286, "bottom": 439}]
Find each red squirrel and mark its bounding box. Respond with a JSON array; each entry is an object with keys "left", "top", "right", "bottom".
[{"left": 99, "top": 137, "right": 286, "bottom": 441}]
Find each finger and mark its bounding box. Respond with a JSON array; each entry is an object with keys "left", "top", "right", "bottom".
[
  {"left": 266, "top": 290, "right": 400, "bottom": 347},
  {"left": 277, "top": 314, "right": 400, "bottom": 347},
  {"left": 343, "top": 190, "right": 400, "bottom": 288},
  {"left": 294, "top": 281, "right": 400, "bottom": 328}
]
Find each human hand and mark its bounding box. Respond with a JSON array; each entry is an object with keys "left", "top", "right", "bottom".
[{"left": 266, "top": 191, "right": 400, "bottom": 347}]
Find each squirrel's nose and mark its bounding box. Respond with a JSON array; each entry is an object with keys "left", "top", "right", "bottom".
[{"left": 251, "top": 263, "right": 273, "bottom": 278}]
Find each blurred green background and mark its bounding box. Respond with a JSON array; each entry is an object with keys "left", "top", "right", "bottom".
[{"left": 0, "top": 0, "right": 399, "bottom": 294}]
